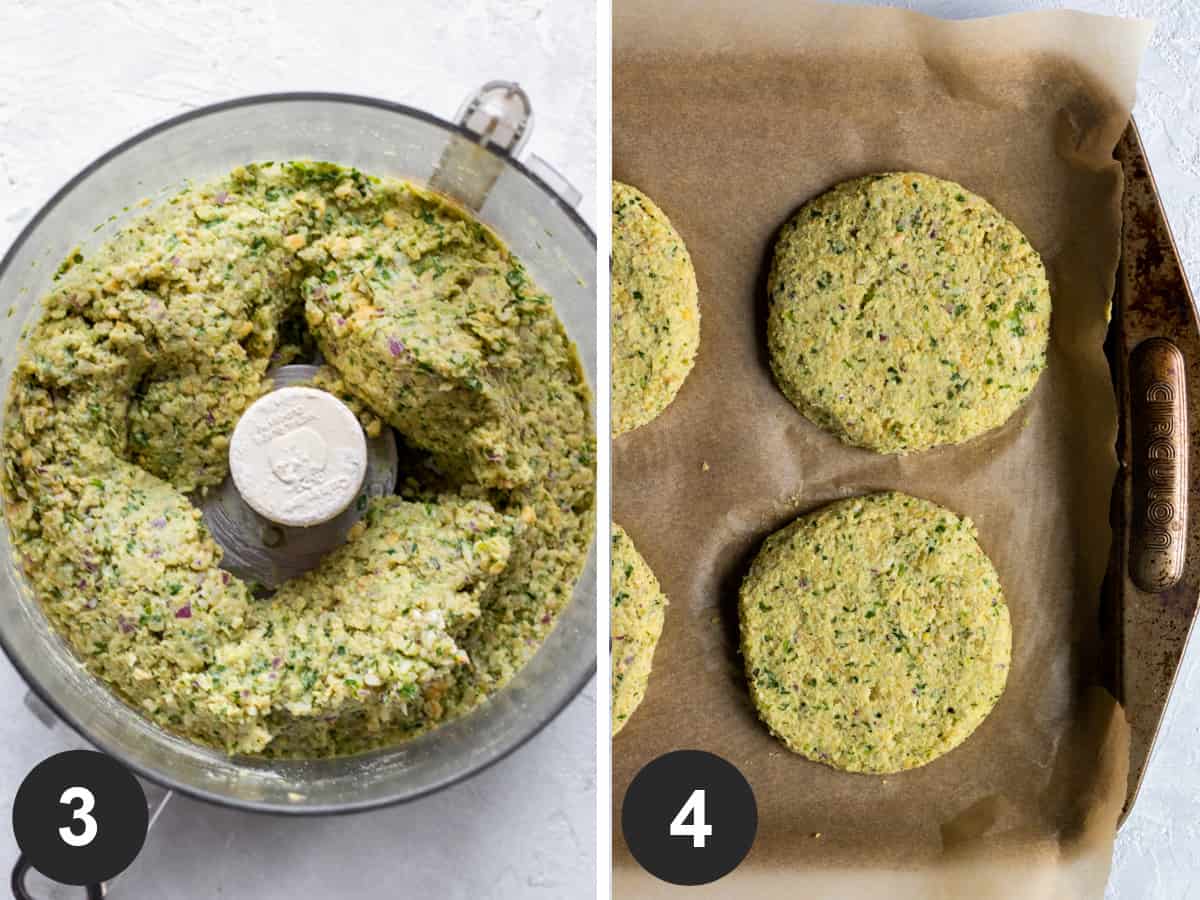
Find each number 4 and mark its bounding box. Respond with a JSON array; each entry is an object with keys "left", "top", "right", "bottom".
[{"left": 669, "top": 789, "right": 713, "bottom": 848}]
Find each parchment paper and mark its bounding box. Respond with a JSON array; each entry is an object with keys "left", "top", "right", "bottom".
[{"left": 613, "top": 2, "right": 1151, "bottom": 896}]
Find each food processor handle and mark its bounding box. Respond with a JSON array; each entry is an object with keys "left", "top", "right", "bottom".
[
  {"left": 430, "top": 81, "right": 584, "bottom": 212},
  {"left": 11, "top": 854, "right": 104, "bottom": 899}
]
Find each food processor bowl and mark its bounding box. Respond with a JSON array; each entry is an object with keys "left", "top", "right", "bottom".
[{"left": 0, "top": 92, "right": 597, "bottom": 814}]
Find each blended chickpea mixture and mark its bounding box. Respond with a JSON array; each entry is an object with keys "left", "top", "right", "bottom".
[{"left": 2, "top": 161, "right": 594, "bottom": 757}]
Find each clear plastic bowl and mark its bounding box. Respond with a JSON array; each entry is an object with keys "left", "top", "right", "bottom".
[{"left": 0, "top": 94, "right": 596, "bottom": 814}]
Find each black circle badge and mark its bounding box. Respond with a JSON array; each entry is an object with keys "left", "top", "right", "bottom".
[
  {"left": 622, "top": 749, "right": 757, "bottom": 886},
  {"left": 12, "top": 750, "right": 149, "bottom": 886}
]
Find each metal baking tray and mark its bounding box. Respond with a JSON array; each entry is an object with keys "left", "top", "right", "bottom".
[{"left": 1108, "top": 119, "right": 1200, "bottom": 822}]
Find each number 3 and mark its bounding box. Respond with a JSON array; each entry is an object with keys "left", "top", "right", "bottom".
[
  {"left": 669, "top": 789, "right": 713, "bottom": 848},
  {"left": 58, "top": 786, "right": 98, "bottom": 848}
]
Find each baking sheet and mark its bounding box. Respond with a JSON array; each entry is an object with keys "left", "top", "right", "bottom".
[
  {"left": 612, "top": 2, "right": 1151, "bottom": 895},
  {"left": 1108, "top": 122, "right": 1200, "bottom": 820}
]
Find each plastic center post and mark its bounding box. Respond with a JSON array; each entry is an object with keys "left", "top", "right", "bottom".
[
  {"left": 229, "top": 386, "right": 368, "bottom": 528},
  {"left": 268, "top": 425, "right": 329, "bottom": 484}
]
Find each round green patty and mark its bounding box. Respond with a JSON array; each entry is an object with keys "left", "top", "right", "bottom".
[
  {"left": 739, "top": 491, "right": 1011, "bottom": 773},
  {"left": 611, "top": 523, "right": 668, "bottom": 736},
  {"left": 767, "top": 172, "right": 1051, "bottom": 454},
  {"left": 611, "top": 181, "right": 700, "bottom": 436}
]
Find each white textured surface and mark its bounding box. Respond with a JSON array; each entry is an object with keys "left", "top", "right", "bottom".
[
  {"left": 0, "top": 1, "right": 596, "bottom": 898},
  {"left": 849, "top": 3, "right": 1198, "bottom": 897}
]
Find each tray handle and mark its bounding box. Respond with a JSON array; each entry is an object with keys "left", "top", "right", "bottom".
[{"left": 1129, "top": 337, "right": 1189, "bottom": 592}]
